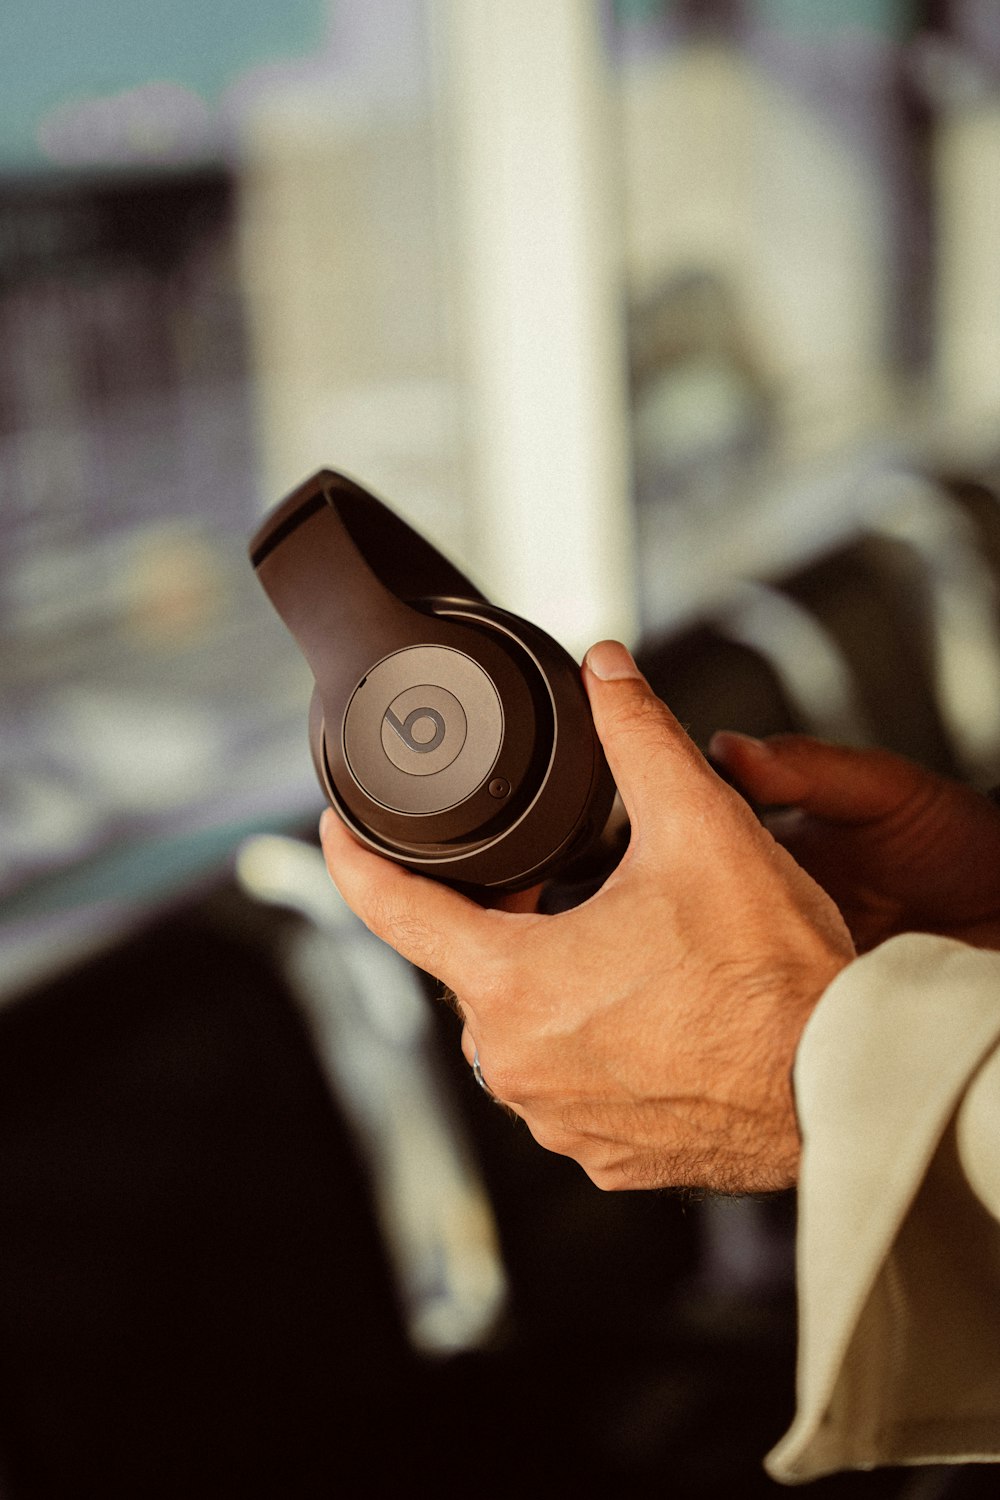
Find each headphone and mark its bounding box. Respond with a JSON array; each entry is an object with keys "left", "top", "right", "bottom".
[{"left": 249, "top": 469, "right": 616, "bottom": 892}]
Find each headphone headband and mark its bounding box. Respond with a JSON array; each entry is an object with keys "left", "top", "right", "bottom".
[{"left": 250, "top": 470, "right": 485, "bottom": 714}]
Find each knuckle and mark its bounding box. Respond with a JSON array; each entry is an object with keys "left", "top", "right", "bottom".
[
  {"left": 355, "top": 879, "right": 397, "bottom": 936},
  {"left": 584, "top": 1159, "right": 627, "bottom": 1193},
  {"left": 482, "top": 1055, "right": 521, "bottom": 1104},
  {"left": 601, "top": 693, "right": 703, "bottom": 790},
  {"left": 466, "top": 935, "right": 529, "bottom": 1018},
  {"left": 527, "top": 1117, "right": 571, "bottom": 1155},
  {"left": 364, "top": 886, "right": 436, "bottom": 961},
  {"left": 604, "top": 687, "right": 669, "bottom": 745},
  {"left": 359, "top": 884, "right": 400, "bottom": 939},
  {"left": 472, "top": 954, "right": 513, "bottom": 1012}
]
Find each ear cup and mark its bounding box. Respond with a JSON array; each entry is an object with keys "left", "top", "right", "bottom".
[
  {"left": 310, "top": 598, "right": 615, "bottom": 891},
  {"left": 250, "top": 469, "right": 616, "bottom": 893}
]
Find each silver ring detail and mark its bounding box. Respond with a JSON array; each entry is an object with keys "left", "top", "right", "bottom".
[{"left": 472, "top": 1049, "right": 492, "bottom": 1097}]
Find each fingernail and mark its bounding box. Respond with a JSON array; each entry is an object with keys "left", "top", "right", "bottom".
[
  {"left": 319, "top": 807, "right": 335, "bottom": 840},
  {"left": 708, "top": 730, "right": 771, "bottom": 760},
  {"left": 585, "top": 640, "right": 641, "bottom": 681}
]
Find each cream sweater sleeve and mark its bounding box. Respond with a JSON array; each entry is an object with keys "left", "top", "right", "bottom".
[{"left": 767, "top": 934, "right": 1000, "bottom": 1485}]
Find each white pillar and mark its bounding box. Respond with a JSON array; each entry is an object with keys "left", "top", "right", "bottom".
[
  {"left": 433, "top": 0, "right": 636, "bottom": 653},
  {"left": 935, "top": 99, "right": 1000, "bottom": 451}
]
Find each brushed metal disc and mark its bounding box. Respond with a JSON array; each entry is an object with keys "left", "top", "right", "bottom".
[{"left": 343, "top": 646, "right": 503, "bottom": 814}]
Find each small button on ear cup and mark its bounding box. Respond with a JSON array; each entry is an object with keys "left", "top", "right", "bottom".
[{"left": 343, "top": 645, "right": 504, "bottom": 815}]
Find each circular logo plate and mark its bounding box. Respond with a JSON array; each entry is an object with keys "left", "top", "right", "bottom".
[
  {"left": 343, "top": 646, "right": 503, "bottom": 814},
  {"left": 380, "top": 685, "right": 466, "bottom": 775}
]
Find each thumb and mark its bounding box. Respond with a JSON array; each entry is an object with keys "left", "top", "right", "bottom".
[
  {"left": 707, "top": 731, "right": 930, "bottom": 823},
  {"left": 583, "top": 640, "right": 710, "bottom": 830}
]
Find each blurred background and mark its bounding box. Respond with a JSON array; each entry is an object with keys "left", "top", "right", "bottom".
[{"left": 3, "top": 1, "right": 1000, "bottom": 1495}]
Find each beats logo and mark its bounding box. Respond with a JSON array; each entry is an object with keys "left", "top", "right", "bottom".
[
  {"left": 249, "top": 469, "right": 615, "bottom": 892},
  {"left": 385, "top": 706, "right": 446, "bottom": 754},
  {"left": 378, "top": 681, "right": 466, "bottom": 774}
]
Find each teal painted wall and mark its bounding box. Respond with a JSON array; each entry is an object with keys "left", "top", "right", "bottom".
[
  {"left": 752, "top": 0, "right": 921, "bottom": 33},
  {"left": 0, "top": 0, "right": 329, "bottom": 168}
]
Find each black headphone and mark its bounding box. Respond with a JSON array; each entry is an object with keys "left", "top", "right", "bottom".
[{"left": 249, "top": 469, "right": 616, "bottom": 892}]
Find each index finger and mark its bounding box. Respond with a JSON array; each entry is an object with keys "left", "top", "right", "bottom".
[
  {"left": 707, "top": 733, "right": 938, "bottom": 823},
  {"left": 318, "top": 807, "right": 512, "bottom": 988}
]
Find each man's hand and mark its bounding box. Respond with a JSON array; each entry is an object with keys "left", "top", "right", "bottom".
[
  {"left": 320, "top": 642, "right": 853, "bottom": 1194},
  {"left": 709, "top": 732, "right": 1000, "bottom": 954}
]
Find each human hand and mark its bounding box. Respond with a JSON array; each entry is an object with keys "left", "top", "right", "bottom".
[
  {"left": 709, "top": 732, "right": 1000, "bottom": 954},
  {"left": 319, "top": 641, "right": 853, "bottom": 1194}
]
